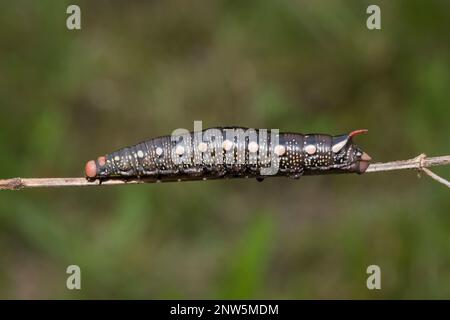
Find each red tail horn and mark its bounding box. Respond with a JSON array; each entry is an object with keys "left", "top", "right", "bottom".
[{"left": 349, "top": 129, "right": 368, "bottom": 138}]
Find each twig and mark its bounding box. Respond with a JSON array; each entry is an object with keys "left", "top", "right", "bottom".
[
  {"left": 365, "top": 153, "right": 450, "bottom": 188},
  {"left": 421, "top": 167, "right": 450, "bottom": 188},
  {"left": 0, "top": 154, "right": 449, "bottom": 190}
]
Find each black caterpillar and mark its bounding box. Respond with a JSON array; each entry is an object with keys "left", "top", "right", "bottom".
[{"left": 85, "top": 127, "right": 371, "bottom": 182}]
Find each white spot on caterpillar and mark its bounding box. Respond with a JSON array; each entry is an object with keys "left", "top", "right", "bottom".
[
  {"left": 156, "top": 147, "right": 163, "bottom": 156},
  {"left": 198, "top": 142, "right": 208, "bottom": 152},
  {"left": 222, "top": 140, "right": 233, "bottom": 151},
  {"left": 248, "top": 141, "right": 259, "bottom": 153},
  {"left": 175, "top": 145, "right": 185, "bottom": 155},
  {"left": 137, "top": 150, "right": 144, "bottom": 158},
  {"left": 305, "top": 144, "right": 317, "bottom": 155},
  {"left": 274, "top": 145, "right": 286, "bottom": 156},
  {"left": 332, "top": 139, "right": 347, "bottom": 153},
  {"left": 114, "top": 156, "right": 120, "bottom": 161}
]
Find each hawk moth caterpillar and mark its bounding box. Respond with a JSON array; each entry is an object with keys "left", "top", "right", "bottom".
[{"left": 85, "top": 127, "right": 371, "bottom": 182}]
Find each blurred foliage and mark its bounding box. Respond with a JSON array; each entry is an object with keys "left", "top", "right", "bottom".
[{"left": 0, "top": 0, "right": 449, "bottom": 299}]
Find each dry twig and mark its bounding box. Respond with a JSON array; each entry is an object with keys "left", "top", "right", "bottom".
[{"left": 0, "top": 154, "right": 449, "bottom": 190}]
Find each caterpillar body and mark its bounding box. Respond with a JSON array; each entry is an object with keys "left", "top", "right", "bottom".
[{"left": 85, "top": 127, "right": 371, "bottom": 182}]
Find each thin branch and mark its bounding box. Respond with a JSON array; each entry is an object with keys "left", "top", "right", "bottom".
[
  {"left": 364, "top": 154, "right": 450, "bottom": 173},
  {"left": 421, "top": 167, "right": 450, "bottom": 188},
  {"left": 0, "top": 154, "right": 449, "bottom": 190},
  {"left": 365, "top": 153, "right": 450, "bottom": 188}
]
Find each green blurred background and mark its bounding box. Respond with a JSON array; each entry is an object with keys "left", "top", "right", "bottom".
[{"left": 0, "top": 0, "right": 449, "bottom": 299}]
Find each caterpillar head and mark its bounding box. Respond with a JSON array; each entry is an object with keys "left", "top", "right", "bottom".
[
  {"left": 331, "top": 129, "right": 371, "bottom": 174},
  {"left": 85, "top": 156, "right": 107, "bottom": 179}
]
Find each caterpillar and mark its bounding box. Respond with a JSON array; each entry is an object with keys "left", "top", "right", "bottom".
[{"left": 85, "top": 127, "right": 371, "bottom": 182}]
